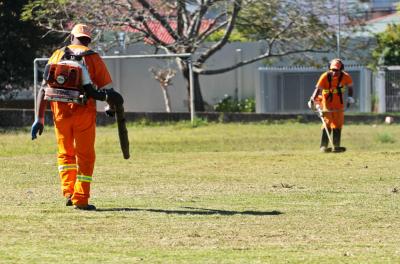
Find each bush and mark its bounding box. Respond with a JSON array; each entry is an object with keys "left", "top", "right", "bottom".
[
  {"left": 214, "top": 95, "right": 255, "bottom": 113},
  {"left": 376, "top": 132, "right": 396, "bottom": 144}
]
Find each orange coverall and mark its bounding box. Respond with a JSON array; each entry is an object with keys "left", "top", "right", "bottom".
[
  {"left": 47, "top": 44, "right": 112, "bottom": 206},
  {"left": 316, "top": 71, "right": 353, "bottom": 129}
]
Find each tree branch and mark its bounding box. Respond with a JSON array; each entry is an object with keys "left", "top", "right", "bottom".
[
  {"left": 197, "top": 48, "right": 330, "bottom": 75},
  {"left": 196, "top": 20, "right": 227, "bottom": 44},
  {"left": 141, "top": 19, "right": 169, "bottom": 46},
  {"left": 187, "top": 1, "right": 210, "bottom": 39},
  {"left": 137, "top": 0, "right": 180, "bottom": 41},
  {"left": 176, "top": 0, "right": 188, "bottom": 36},
  {"left": 196, "top": 0, "right": 242, "bottom": 64}
]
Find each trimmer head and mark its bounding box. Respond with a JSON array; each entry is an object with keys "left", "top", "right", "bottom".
[{"left": 322, "top": 147, "right": 346, "bottom": 153}]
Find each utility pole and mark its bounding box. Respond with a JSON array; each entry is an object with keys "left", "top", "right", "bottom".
[{"left": 337, "top": 0, "right": 341, "bottom": 58}]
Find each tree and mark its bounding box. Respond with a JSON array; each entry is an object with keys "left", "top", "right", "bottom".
[
  {"left": 0, "top": 0, "right": 61, "bottom": 94},
  {"left": 23, "top": 0, "right": 341, "bottom": 111},
  {"left": 371, "top": 24, "right": 400, "bottom": 68},
  {"left": 149, "top": 67, "right": 176, "bottom": 112}
]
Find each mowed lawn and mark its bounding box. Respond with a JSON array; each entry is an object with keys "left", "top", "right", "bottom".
[{"left": 1, "top": 121, "right": 400, "bottom": 263}]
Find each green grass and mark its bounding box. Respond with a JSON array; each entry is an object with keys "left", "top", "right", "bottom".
[{"left": 1, "top": 121, "right": 400, "bottom": 263}]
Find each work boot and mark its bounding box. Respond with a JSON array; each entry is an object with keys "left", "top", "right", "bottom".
[
  {"left": 320, "top": 128, "right": 331, "bottom": 152},
  {"left": 65, "top": 195, "right": 73, "bottom": 206},
  {"left": 332, "top": 146, "right": 346, "bottom": 153},
  {"left": 332, "top": 128, "right": 346, "bottom": 153},
  {"left": 73, "top": 204, "right": 96, "bottom": 211}
]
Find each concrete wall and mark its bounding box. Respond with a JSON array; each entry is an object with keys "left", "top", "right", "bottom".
[
  {"left": 99, "top": 42, "right": 264, "bottom": 113},
  {"left": 0, "top": 109, "right": 393, "bottom": 128}
]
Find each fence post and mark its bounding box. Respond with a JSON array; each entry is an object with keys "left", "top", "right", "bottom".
[
  {"left": 359, "top": 68, "right": 372, "bottom": 112},
  {"left": 376, "top": 67, "right": 386, "bottom": 113}
]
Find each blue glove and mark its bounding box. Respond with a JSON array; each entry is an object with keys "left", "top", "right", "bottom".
[{"left": 31, "top": 119, "right": 44, "bottom": 140}]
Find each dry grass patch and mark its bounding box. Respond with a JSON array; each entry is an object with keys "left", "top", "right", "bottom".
[{"left": 1, "top": 122, "right": 400, "bottom": 263}]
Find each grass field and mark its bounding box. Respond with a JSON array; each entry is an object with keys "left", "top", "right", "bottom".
[{"left": 1, "top": 120, "right": 400, "bottom": 263}]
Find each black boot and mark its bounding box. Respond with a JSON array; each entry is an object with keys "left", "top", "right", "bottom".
[
  {"left": 65, "top": 195, "right": 72, "bottom": 206},
  {"left": 73, "top": 204, "right": 96, "bottom": 211},
  {"left": 332, "top": 128, "right": 346, "bottom": 153},
  {"left": 320, "top": 128, "right": 331, "bottom": 152}
]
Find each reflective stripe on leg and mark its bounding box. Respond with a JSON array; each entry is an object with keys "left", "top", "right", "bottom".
[
  {"left": 77, "top": 174, "right": 92, "bottom": 182},
  {"left": 58, "top": 163, "right": 77, "bottom": 172},
  {"left": 58, "top": 164, "right": 77, "bottom": 198}
]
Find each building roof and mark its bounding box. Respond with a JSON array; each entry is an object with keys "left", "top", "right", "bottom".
[
  {"left": 125, "top": 20, "right": 214, "bottom": 44},
  {"left": 363, "top": 12, "right": 400, "bottom": 35}
]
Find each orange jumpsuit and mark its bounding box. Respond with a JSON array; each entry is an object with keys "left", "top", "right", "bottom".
[
  {"left": 316, "top": 71, "right": 353, "bottom": 129},
  {"left": 47, "top": 44, "right": 112, "bottom": 206}
]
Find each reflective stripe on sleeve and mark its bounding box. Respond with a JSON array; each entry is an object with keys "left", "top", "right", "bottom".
[
  {"left": 77, "top": 175, "right": 93, "bottom": 182},
  {"left": 58, "top": 164, "right": 77, "bottom": 172}
]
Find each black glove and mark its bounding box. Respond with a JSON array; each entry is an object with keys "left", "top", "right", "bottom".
[
  {"left": 105, "top": 88, "right": 124, "bottom": 106},
  {"left": 82, "top": 84, "right": 106, "bottom": 101},
  {"left": 82, "top": 84, "right": 124, "bottom": 106}
]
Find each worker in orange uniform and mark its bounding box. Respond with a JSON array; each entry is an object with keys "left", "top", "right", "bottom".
[
  {"left": 308, "top": 59, "right": 355, "bottom": 153},
  {"left": 31, "top": 24, "right": 123, "bottom": 210}
]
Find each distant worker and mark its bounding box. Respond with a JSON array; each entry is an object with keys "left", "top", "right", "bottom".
[
  {"left": 31, "top": 24, "right": 123, "bottom": 210},
  {"left": 308, "top": 58, "right": 355, "bottom": 153}
]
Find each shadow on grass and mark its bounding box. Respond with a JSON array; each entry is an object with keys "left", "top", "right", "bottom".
[{"left": 96, "top": 206, "right": 283, "bottom": 216}]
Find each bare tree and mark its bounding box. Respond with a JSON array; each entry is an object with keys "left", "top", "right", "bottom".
[
  {"left": 23, "top": 0, "right": 347, "bottom": 111},
  {"left": 149, "top": 67, "right": 176, "bottom": 112}
]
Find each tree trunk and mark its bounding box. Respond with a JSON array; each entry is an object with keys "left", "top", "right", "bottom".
[
  {"left": 161, "top": 86, "right": 171, "bottom": 113},
  {"left": 181, "top": 63, "right": 205, "bottom": 112}
]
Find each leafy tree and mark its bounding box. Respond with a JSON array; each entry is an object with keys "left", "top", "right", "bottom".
[
  {"left": 0, "top": 0, "right": 61, "bottom": 94},
  {"left": 372, "top": 24, "right": 400, "bottom": 67},
  {"left": 22, "top": 0, "right": 342, "bottom": 111}
]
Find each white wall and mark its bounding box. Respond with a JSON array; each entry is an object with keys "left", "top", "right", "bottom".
[{"left": 99, "top": 42, "right": 264, "bottom": 112}]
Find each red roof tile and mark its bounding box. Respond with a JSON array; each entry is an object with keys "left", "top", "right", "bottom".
[{"left": 124, "top": 20, "right": 214, "bottom": 44}]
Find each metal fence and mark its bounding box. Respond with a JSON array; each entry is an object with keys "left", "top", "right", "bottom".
[
  {"left": 256, "top": 66, "right": 372, "bottom": 113},
  {"left": 380, "top": 66, "right": 400, "bottom": 112}
]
